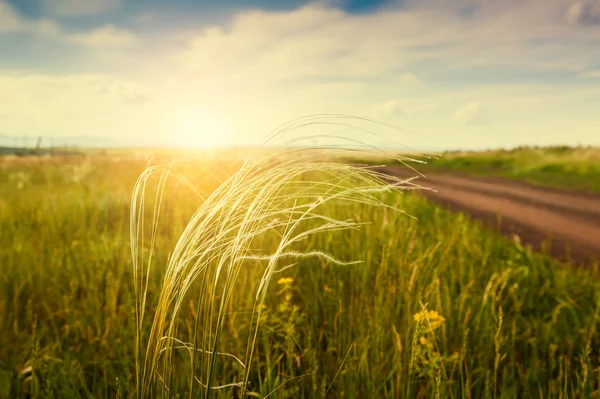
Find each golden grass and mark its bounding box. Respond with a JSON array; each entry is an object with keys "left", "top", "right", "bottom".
[{"left": 130, "top": 115, "right": 434, "bottom": 397}]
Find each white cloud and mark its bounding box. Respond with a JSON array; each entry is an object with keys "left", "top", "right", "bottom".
[
  {"left": 0, "top": 73, "right": 157, "bottom": 138},
  {"left": 174, "top": 1, "right": 600, "bottom": 91},
  {"left": 395, "top": 73, "right": 421, "bottom": 86},
  {"left": 0, "top": 1, "right": 20, "bottom": 32},
  {"left": 370, "top": 99, "right": 435, "bottom": 117},
  {"left": 581, "top": 69, "right": 600, "bottom": 78},
  {"left": 178, "top": 6, "right": 421, "bottom": 82},
  {"left": 68, "top": 25, "right": 138, "bottom": 47},
  {"left": 453, "top": 101, "right": 484, "bottom": 125},
  {"left": 42, "top": 0, "right": 122, "bottom": 17},
  {"left": 163, "top": 1, "right": 600, "bottom": 135},
  {"left": 0, "top": 1, "right": 135, "bottom": 47},
  {"left": 0, "top": 1, "right": 61, "bottom": 35},
  {"left": 566, "top": 0, "right": 600, "bottom": 25},
  {"left": 371, "top": 100, "right": 402, "bottom": 116}
]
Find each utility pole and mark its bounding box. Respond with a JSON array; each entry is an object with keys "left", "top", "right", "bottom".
[{"left": 36, "top": 136, "right": 42, "bottom": 154}]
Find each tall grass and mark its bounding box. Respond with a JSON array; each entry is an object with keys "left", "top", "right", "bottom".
[
  {"left": 130, "top": 115, "right": 431, "bottom": 397},
  {"left": 1, "top": 118, "right": 600, "bottom": 397}
]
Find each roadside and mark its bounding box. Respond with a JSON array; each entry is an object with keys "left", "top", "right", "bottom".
[
  {"left": 381, "top": 166, "right": 600, "bottom": 266},
  {"left": 425, "top": 146, "right": 600, "bottom": 194}
]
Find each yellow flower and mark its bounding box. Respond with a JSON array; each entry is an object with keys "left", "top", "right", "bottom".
[
  {"left": 413, "top": 310, "right": 446, "bottom": 330},
  {"left": 277, "top": 277, "right": 294, "bottom": 285},
  {"left": 285, "top": 292, "right": 293, "bottom": 302},
  {"left": 419, "top": 337, "right": 429, "bottom": 345}
]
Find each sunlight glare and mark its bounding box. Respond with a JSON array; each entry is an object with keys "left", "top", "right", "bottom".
[{"left": 173, "top": 110, "right": 233, "bottom": 149}]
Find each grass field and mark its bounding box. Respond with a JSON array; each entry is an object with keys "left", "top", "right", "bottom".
[
  {"left": 429, "top": 146, "right": 600, "bottom": 193},
  {"left": 1, "top": 151, "right": 600, "bottom": 398},
  {"left": 349, "top": 146, "right": 600, "bottom": 193}
]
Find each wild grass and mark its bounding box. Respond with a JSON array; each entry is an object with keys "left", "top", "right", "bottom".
[
  {"left": 429, "top": 146, "right": 600, "bottom": 193},
  {"left": 1, "top": 120, "right": 600, "bottom": 398},
  {"left": 350, "top": 145, "right": 600, "bottom": 193},
  {"left": 130, "top": 116, "right": 430, "bottom": 397}
]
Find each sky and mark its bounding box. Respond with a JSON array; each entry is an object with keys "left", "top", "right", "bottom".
[{"left": 1, "top": 0, "right": 599, "bottom": 150}]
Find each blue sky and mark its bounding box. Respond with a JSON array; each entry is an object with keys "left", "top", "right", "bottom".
[{"left": 1, "top": 0, "right": 600, "bottom": 149}]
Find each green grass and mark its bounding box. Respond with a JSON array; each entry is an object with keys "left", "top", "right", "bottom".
[
  {"left": 347, "top": 145, "right": 600, "bottom": 193},
  {"left": 1, "top": 152, "right": 600, "bottom": 398},
  {"left": 428, "top": 146, "right": 600, "bottom": 193}
]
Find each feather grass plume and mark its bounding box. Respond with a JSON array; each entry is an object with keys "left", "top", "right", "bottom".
[{"left": 130, "top": 114, "right": 434, "bottom": 398}]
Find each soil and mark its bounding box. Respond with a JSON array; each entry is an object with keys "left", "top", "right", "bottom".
[{"left": 380, "top": 166, "right": 600, "bottom": 266}]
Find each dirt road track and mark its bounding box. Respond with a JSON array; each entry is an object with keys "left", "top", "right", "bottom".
[{"left": 381, "top": 166, "right": 600, "bottom": 266}]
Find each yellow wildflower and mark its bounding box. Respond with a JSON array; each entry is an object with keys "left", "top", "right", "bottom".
[
  {"left": 419, "top": 337, "right": 429, "bottom": 345},
  {"left": 413, "top": 310, "right": 446, "bottom": 330},
  {"left": 277, "top": 277, "right": 294, "bottom": 285}
]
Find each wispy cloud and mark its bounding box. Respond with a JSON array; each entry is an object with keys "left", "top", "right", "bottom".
[
  {"left": 370, "top": 99, "right": 435, "bottom": 117},
  {"left": 371, "top": 100, "right": 403, "bottom": 116},
  {"left": 0, "top": 1, "right": 60, "bottom": 35},
  {"left": 174, "top": 1, "right": 600, "bottom": 88},
  {"left": 453, "top": 101, "right": 484, "bottom": 125},
  {"left": 42, "top": 0, "right": 123, "bottom": 17},
  {"left": 68, "top": 25, "right": 138, "bottom": 47},
  {"left": 0, "top": 1, "right": 136, "bottom": 47},
  {"left": 581, "top": 70, "right": 600, "bottom": 78},
  {"left": 565, "top": 0, "right": 600, "bottom": 25},
  {"left": 0, "top": 73, "right": 156, "bottom": 138}
]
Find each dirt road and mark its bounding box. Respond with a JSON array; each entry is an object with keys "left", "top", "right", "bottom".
[{"left": 381, "top": 166, "right": 600, "bottom": 265}]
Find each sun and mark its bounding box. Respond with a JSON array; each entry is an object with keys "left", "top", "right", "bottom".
[{"left": 172, "top": 110, "right": 233, "bottom": 149}]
